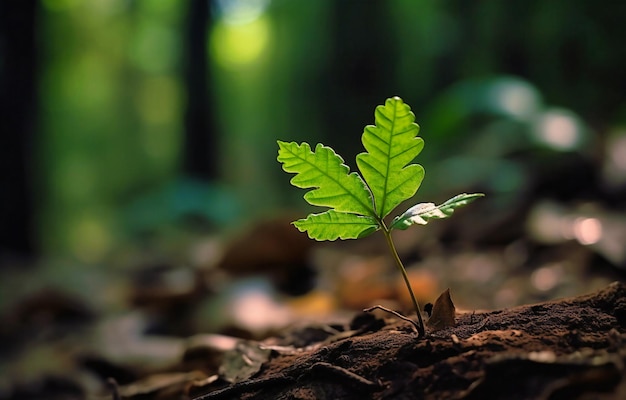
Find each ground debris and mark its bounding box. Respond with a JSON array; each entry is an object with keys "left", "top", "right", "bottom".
[{"left": 190, "top": 282, "right": 626, "bottom": 400}]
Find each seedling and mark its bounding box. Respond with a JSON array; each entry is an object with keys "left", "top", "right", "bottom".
[{"left": 277, "top": 96, "right": 483, "bottom": 337}]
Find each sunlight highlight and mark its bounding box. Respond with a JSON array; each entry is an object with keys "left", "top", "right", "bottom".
[
  {"left": 230, "top": 284, "right": 290, "bottom": 330},
  {"left": 573, "top": 217, "right": 602, "bottom": 245},
  {"left": 489, "top": 79, "right": 540, "bottom": 120},
  {"left": 211, "top": 16, "right": 271, "bottom": 68},
  {"left": 215, "top": 0, "right": 271, "bottom": 25},
  {"left": 533, "top": 109, "right": 583, "bottom": 151},
  {"left": 531, "top": 264, "right": 563, "bottom": 292}
]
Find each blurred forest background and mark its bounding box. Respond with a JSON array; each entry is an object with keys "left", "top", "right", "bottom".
[
  {"left": 2, "top": 0, "right": 626, "bottom": 301},
  {"left": 2, "top": 1, "right": 626, "bottom": 396}
]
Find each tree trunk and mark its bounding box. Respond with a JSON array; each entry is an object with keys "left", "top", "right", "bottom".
[
  {"left": 0, "top": 0, "right": 38, "bottom": 262},
  {"left": 183, "top": 0, "right": 218, "bottom": 180}
]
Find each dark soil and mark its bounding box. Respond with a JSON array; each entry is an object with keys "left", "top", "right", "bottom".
[{"left": 190, "top": 282, "right": 626, "bottom": 400}]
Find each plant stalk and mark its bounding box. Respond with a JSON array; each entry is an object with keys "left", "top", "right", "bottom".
[{"left": 381, "top": 224, "right": 425, "bottom": 337}]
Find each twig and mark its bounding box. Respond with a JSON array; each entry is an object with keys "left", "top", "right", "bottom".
[
  {"left": 363, "top": 305, "right": 421, "bottom": 333},
  {"left": 192, "top": 363, "right": 381, "bottom": 399},
  {"left": 309, "top": 362, "right": 380, "bottom": 391}
]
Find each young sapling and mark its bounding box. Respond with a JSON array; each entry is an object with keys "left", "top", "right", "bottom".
[{"left": 277, "top": 96, "right": 483, "bottom": 337}]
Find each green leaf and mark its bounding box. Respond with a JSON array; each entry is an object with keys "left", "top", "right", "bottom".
[
  {"left": 390, "top": 193, "right": 484, "bottom": 230},
  {"left": 293, "top": 210, "right": 379, "bottom": 241},
  {"left": 278, "top": 97, "right": 483, "bottom": 243},
  {"left": 356, "top": 97, "right": 425, "bottom": 219},
  {"left": 277, "top": 141, "right": 375, "bottom": 216}
]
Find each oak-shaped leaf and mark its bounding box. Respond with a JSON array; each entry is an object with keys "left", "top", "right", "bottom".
[
  {"left": 356, "top": 97, "right": 424, "bottom": 219},
  {"left": 292, "top": 210, "right": 378, "bottom": 241},
  {"left": 277, "top": 141, "right": 374, "bottom": 216},
  {"left": 277, "top": 141, "right": 378, "bottom": 240}
]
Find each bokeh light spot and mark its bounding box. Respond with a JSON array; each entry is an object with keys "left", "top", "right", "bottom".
[
  {"left": 489, "top": 79, "right": 541, "bottom": 120},
  {"left": 211, "top": 16, "right": 270, "bottom": 68},
  {"left": 573, "top": 217, "right": 602, "bottom": 245},
  {"left": 531, "top": 264, "right": 563, "bottom": 292},
  {"left": 229, "top": 280, "right": 290, "bottom": 330},
  {"left": 533, "top": 109, "right": 584, "bottom": 151},
  {"left": 70, "top": 215, "right": 112, "bottom": 262},
  {"left": 215, "top": 0, "right": 270, "bottom": 25}
]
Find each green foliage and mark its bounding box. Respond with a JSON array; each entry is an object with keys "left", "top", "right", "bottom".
[
  {"left": 278, "top": 96, "right": 484, "bottom": 337},
  {"left": 276, "top": 142, "right": 374, "bottom": 216},
  {"left": 278, "top": 96, "right": 482, "bottom": 241},
  {"left": 289, "top": 210, "right": 378, "bottom": 241},
  {"left": 276, "top": 141, "right": 378, "bottom": 240},
  {"left": 356, "top": 97, "right": 425, "bottom": 219}
]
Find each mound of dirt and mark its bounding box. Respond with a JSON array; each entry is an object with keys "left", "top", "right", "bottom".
[{"left": 190, "top": 281, "right": 626, "bottom": 400}]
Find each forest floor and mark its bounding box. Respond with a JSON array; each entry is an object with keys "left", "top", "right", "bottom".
[
  {"left": 1, "top": 213, "right": 625, "bottom": 400},
  {"left": 185, "top": 282, "right": 626, "bottom": 400},
  {"left": 2, "top": 277, "right": 625, "bottom": 400}
]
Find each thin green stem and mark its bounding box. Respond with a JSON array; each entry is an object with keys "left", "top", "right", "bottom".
[{"left": 381, "top": 223, "right": 425, "bottom": 337}]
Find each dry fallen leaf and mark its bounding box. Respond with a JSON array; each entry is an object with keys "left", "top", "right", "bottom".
[
  {"left": 426, "top": 288, "right": 456, "bottom": 331},
  {"left": 219, "top": 341, "right": 272, "bottom": 383}
]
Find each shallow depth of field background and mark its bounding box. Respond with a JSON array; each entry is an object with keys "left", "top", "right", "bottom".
[{"left": 2, "top": 0, "right": 626, "bottom": 337}]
